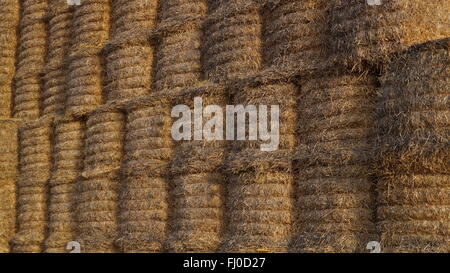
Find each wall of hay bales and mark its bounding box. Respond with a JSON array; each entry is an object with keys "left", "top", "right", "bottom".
[{"left": 0, "top": 0, "right": 448, "bottom": 253}]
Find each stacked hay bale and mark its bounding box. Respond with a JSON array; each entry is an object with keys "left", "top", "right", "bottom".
[
  {"left": 168, "top": 86, "right": 228, "bottom": 252},
  {"left": 376, "top": 39, "right": 449, "bottom": 253},
  {"left": 66, "top": 0, "right": 110, "bottom": 117},
  {"left": 104, "top": 0, "right": 157, "bottom": 102},
  {"left": 223, "top": 80, "right": 298, "bottom": 252},
  {"left": 117, "top": 93, "right": 173, "bottom": 253},
  {"left": 262, "top": 0, "right": 331, "bottom": 72},
  {"left": 45, "top": 118, "right": 85, "bottom": 253},
  {"left": 0, "top": 0, "right": 20, "bottom": 118},
  {"left": 0, "top": 120, "right": 20, "bottom": 253},
  {"left": 154, "top": 0, "right": 207, "bottom": 91},
  {"left": 12, "top": 117, "right": 52, "bottom": 253},
  {"left": 77, "top": 105, "right": 125, "bottom": 252},
  {"left": 331, "top": 0, "right": 450, "bottom": 68},
  {"left": 294, "top": 71, "right": 378, "bottom": 252},
  {"left": 204, "top": 0, "right": 262, "bottom": 82},
  {"left": 42, "top": 0, "right": 73, "bottom": 117},
  {"left": 13, "top": 0, "right": 48, "bottom": 119}
]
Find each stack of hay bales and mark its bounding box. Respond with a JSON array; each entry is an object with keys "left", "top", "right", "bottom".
[
  {"left": 13, "top": 0, "right": 48, "bottom": 119},
  {"left": 66, "top": 0, "right": 110, "bottom": 117},
  {"left": 42, "top": 0, "right": 73, "bottom": 117},
  {"left": 117, "top": 94, "right": 173, "bottom": 253},
  {"left": 331, "top": 0, "right": 450, "bottom": 68},
  {"left": 376, "top": 38, "right": 449, "bottom": 252},
  {"left": 224, "top": 80, "right": 298, "bottom": 253},
  {"left": 294, "top": 71, "right": 378, "bottom": 252},
  {"left": 0, "top": 0, "right": 19, "bottom": 118},
  {"left": 262, "top": 0, "right": 331, "bottom": 72},
  {"left": 12, "top": 117, "right": 52, "bottom": 253},
  {"left": 104, "top": 0, "right": 157, "bottom": 102},
  {"left": 154, "top": 0, "right": 207, "bottom": 91},
  {"left": 45, "top": 118, "right": 85, "bottom": 253},
  {"left": 77, "top": 105, "right": 125, "bottom": 252},
  {"left": 0, "top": 120, "right": 20, "bottom": 253},
  {"left": 204, "top": 0, "right": 262, "bottom": 82},
  {"left": 168, "top": 86, "right": 228, "bottom": 252}
]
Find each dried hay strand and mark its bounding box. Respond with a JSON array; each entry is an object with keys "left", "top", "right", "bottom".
[
  {"left": 70, "top": 0, "right": 110, "bottom": 53},
  {"left": 42, "top": 0, "right": 73, "bottom": 117},
  {"left": 66, "top": 49, "right": 105, "bottom": 117},
  {"left": 45, "top": 118, "right": 85, "bottom": 252},
  {"left": 116, "top": 171, "right": 170, "bottom": 253},
  {"left": 83, "top": 105, "right": 125, "bottom": 179},
  {"left": 13, "top": 0, "right": 48, "bottom": 120},
  {"left": 293, "top": 71, "right": 378, "bottom": 253},
  {"left": 154, "top": 0, "right": 207, "bottom": 91},
  {"left": 110, "top": 0, "right": 158, "bottom": 40},
  {"left": 167, "top": 87, "right": 228, "bottom": 252},
  {"left": 104, "top": 44, "right": 154, "bottom": 102},
  {"left": 12, "top": 117, "right": 53, "bottom": 253},
  {"left": 203, "top": 0, "right": 263, "bottom": 82},
  {"left": 376, "top": 39, "right": 449, "bottom": 253},
  {"left": 262, "top": 0, "right": 332, "bottom": 72},
  {"left": 0, "top": 119, "right": 20, "bottom": 253},
  {"left": 76, "top": 170, "right": 120, "bottom": 253},
  {"left": 0, "top": 0, "right": 20, "bottom": 118},
  {"left": 331, "top": 0, "right": 450, "bottom": 69}
]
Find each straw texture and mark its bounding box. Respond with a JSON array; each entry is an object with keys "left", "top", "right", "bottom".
[
  {"left": 331, "top": 0, "right": 450, "bottom": 68},
  {"left": 12, "top": 117, "right": 53, "bottom": 253},
  {"left": 204, "top": 0, "right": 262, "bottom": 82},
  {"left": 154, "top": 0, "right": 207, "bottom": 91},
  {"left": 42, "top": 0, "right": 73, "bottom": 117},
  {"left": 293, "top": 71, "right": 378, "bottom": 253},
  {"left": 262, "top": 0, "right": 331, "bottom": 72},
  {"left": 117, "top": 95, "right": 172, "bottom": 253},
  {"left": 376, "top": 39, "right": 449, "bottom": 253},
  {"left": 168, "top": 87, "right": 228, "bottom": 252},
  {"left": 13, "top": 0, "right": 48, "bottom": 119},
  {"left": 66, "top": 0, "right": 111, "bottom": 117},
  {"left": 0, "top": 0, "right": 20, "bottom": 118},
  {"left": 45, "top": 118, "right": 85, "bottom": 253},
  {"left": 0, "top": 119, "right": 20, "bottom": 253}
]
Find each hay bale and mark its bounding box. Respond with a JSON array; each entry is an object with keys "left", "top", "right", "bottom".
[
  {"left": 167, "top": 86, "right": 227, "bottom": 252},
  {"left": 262, "top": 0, "right": 331, "bottom": 72},
  {"left": 83, "top": 105, "right": 125, "bottom": 179},
  {"left": 76, "top": 171, "right": 120, "bottom": 253},
  {"left": 45, "top": 118, "right": 85, "bottom": 253},
  {"left": 331, "top": 0, "right": 450, "bottom": 68},
  {"left": 110, "top": 0, "right": 158, "bottom": 40},
  {"left": 154, "top": 0, "right": 207, "bottom": 91},
  {"left": 293, "top": 71, "right": 378, "bottom": 253},
  {"left": 116, "top": 95, "right": 172, "bottom": 253},
  {"left": 12, "top": 117, "right": 53, "bottom": 253},
  {"left": 13, "top": 0, "right": 48, "bottom": 119},
  {"left": 204, "top": 0, "right": 262, "bottom": 82},
  {"left": 376, "top": 39, "right": 449, "bottom": 253},
  {"left": 42, "top": 0, "right": 73, "bottom": 117},
  {"left": 104, "top": 44, "right": 154, "bottom": 102},
  {"left": 0, "top": 119, "right": 20, "bottom": 253},
  {"left": 222, "top": 78, "right": 298, "bottom": 253},
  {"left": 71, "top": 0, "right": 110, "bottom": 53},
  {"left": 66, "top": 49, "right": 105, "bottom": 117},
  {"left": 0, "top": 0, "right": 20, "bottom": 118}
]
